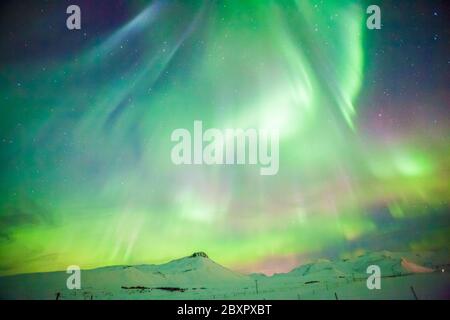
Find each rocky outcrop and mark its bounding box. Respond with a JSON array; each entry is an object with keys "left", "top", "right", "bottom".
[{"left": 191, "top": 252, "right": 209, "bottom": 258}]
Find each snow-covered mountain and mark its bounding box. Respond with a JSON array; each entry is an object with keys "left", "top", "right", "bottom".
[
  {"left": 276, "top": 251, "right": 411, "bottom": 280},
  {"left": 0, "top": 252, "right": 252, "bottom": 299},
  {"left": 0, "top": 251, "right": 448, "bottom": 300},
  {"left": 85, "top": 251, "right": 250, "bottom": 288}
]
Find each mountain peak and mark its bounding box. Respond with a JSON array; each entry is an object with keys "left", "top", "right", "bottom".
[{"left": 191, "top": 252, "right": 208, "bottom": 258}]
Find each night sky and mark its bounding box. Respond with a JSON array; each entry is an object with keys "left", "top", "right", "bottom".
[{"left": 0, "top": 0, "right": 449, "bottom": 276}]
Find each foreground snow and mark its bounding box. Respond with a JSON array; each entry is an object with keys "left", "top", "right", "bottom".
[{"left": 0, "top": 251, "right": 449, "bottom": 300}]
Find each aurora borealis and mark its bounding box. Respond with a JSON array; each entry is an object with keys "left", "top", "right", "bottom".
[{"left": 0, "top": 0, "right": 449, "bottom": 276}]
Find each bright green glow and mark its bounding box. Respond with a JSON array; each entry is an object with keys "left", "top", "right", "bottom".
[
  {"left": 295, "top": 0, "right": 365, "bottom": 129},
  {"left": 0, "top": 0, "right": 448, "bottom": 276}
]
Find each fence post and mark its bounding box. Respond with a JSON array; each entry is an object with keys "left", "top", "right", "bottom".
[{"left": 410, "top": 286, "right": 419, "bottom": 300}]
